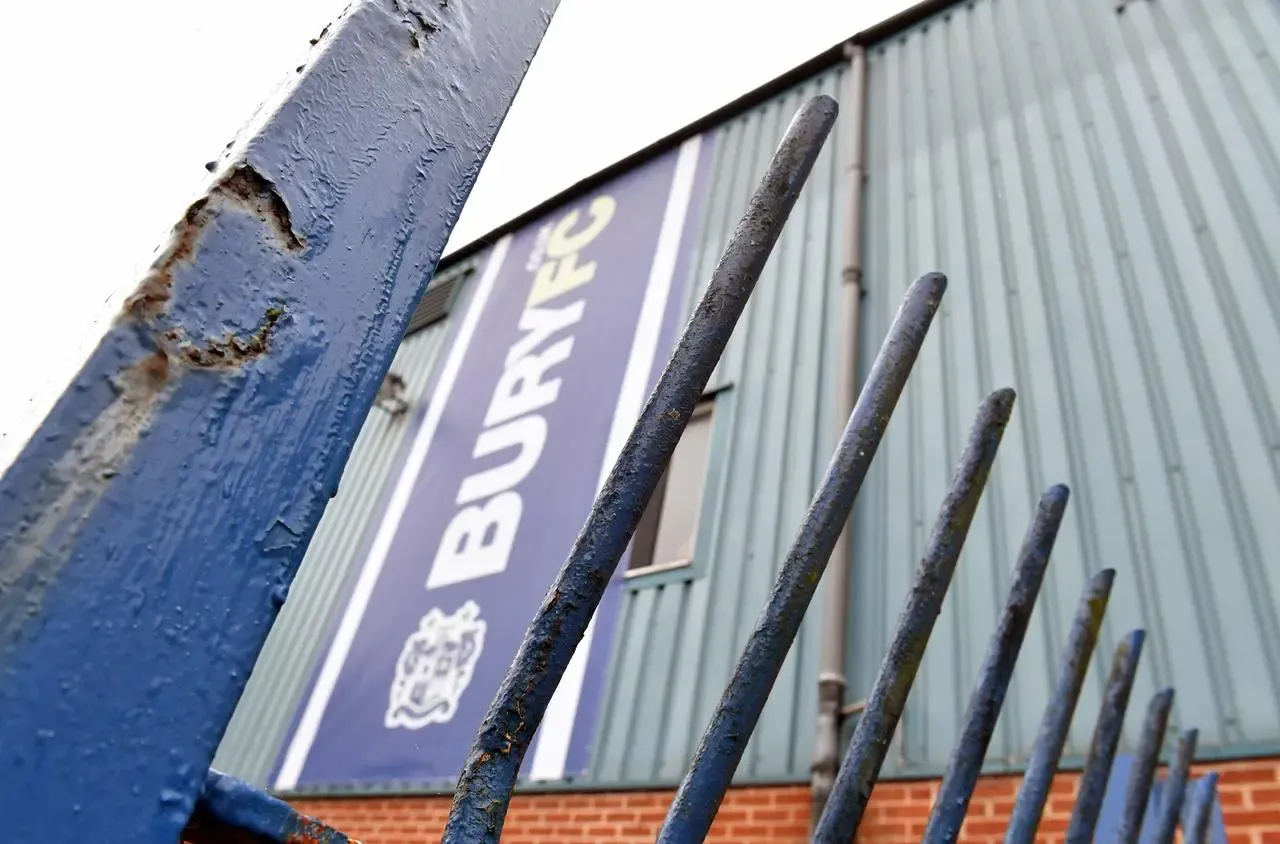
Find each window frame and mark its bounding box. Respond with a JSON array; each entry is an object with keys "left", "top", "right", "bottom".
[
  {"left": 622, "top": 386, "right": 733, "bottom": 588},
  {"left": 405, "top": 259, "right": 474, "bottom": 336}
]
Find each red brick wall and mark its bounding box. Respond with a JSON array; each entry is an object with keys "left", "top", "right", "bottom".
[{"left": 290, "top": 756, "right": 1280, "bottom": 844}]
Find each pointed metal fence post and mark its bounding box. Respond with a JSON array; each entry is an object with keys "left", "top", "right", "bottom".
[
  {"left": 811, "top": 389, "right": 1017, "bottom": 844},
  {"left": 920, "top": 485, "right": 1069, "bottom": 844},
  {"left": 655, "top": 273, "right": 947, "bottom": 843},
  {"left": 1149, "top": 729, "right": 1201, "bottom": 844},
  {"left": 442, "top": 95, "right": 839, "bottom": 844},
  {"left": 1065, "top": 631, "right": 1146, "bottom": 844},
  {"left": 1115, "top": 689, "right": 1175, "bottom": 844},
  {"left": 1184, "top": 772, "right": 1220, "bottom": 844},
  {"left": 1004, "top": 569, "right": 1116, "bottom": 844}
]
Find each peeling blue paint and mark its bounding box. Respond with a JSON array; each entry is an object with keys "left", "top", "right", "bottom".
[{"left": 0, "top": 1, "right": 556, "bottom": 840}]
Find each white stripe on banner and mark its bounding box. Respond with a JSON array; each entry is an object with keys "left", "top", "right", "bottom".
[
  {"left": 275, "top": 235, "right": 513, "bottom": 791},
  {"left": 527, "top": 134, "right": 704, "bottom": 781}
]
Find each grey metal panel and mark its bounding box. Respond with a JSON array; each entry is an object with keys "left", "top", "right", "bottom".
[
  {"left": 212, "top": 316, "right": 455, "bottom": 785},
  {"left": 854, "top": 0, "right": 1280, "bottom": 776},
  {"left": 590, "top": 64, "right": 850, "bottom": 786}
]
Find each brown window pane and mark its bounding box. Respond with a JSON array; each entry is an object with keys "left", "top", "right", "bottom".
[{"left": 628, "top": 402, "right": 713, "bottom": 572}]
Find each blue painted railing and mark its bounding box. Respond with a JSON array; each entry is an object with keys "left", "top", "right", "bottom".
[
  {"left": 1093, "top": 755, "right": 1228, "bottom": 844},
  {"left": 433, "top": 95, "right": 1229, "bottom": 844},
  {"left": 0, "top": 1, "right": 557, "bottom": 841},
  {"left": 0, "top": 15, "right": 1231, "bottom": 840}
]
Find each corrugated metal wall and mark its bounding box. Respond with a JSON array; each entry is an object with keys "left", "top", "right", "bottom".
[
  {"left": 589, "top": 65, "right": 849, "bottom": 785},
  {"left": 215, "top": 0, "right": 1280, "bottom": 791},
  {"left": 214, "top": 318, "right": 456, "bottom": 785},
  {"left": 853, "top": 0, "right": 1280, "bottom": 776}
]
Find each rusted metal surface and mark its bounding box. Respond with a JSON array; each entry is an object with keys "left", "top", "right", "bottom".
[
  {"left": 440, "top": 94, "right": 840, "bottom": 844},
  {"left": 0, "top": 1, "right": 557, "bottom": 840},
  {"left": 126, "top": 166, "right": 304, "bottom": 325}
]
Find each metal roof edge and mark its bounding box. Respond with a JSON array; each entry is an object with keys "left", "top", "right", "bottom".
[
  {"left": 437, "top": 0, "right": 965, "bottom": 270},
  {"left": 849, "top": 0, "right": 969, "bottom": 46}
]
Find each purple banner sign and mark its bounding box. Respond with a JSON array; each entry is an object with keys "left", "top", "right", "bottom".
[{"left": 274, "top": 133, "right": 714, "bottom": 788}]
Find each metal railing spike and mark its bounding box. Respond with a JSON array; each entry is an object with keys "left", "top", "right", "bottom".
[
  {"left": 811, "top": 388, "right": 1017, "bottom": 844},
  {"left": 1149, "top": 728, "right": 1201, "bottom": 844},
  {"left": 920, "top": 484, "right": 1070, "bottom": 844},
  {"left": 1065, "top": 630, "right": 1146, "bottom": 844},
  {"left": 1184, "top": 771, "right": 1220, "bottom": 844},
  {"left": 1004, "top": 568, "right": 1116, "bottom": 844},
  {"left": 1115, "top": 688, "right": 1175, "bottom": 844},
  {"left": 441, "top": 94, "right": 839, "bottom": 844},
  {"left": 653, "top": 270, "right": 948, "bottom": 843}
]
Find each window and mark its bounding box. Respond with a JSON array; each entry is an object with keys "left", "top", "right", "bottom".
[
  {"left": 405, "top": 261, "right": 472, "bottom": 336},
  {"left": 626, "top": 399, "right": 715, "bottom": 577}
]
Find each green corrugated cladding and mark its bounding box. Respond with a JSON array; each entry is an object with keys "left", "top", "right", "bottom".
[
  {"left": 212, "top": 320, "right": 454, "bottom": 785},
  {"left": 851, "top": 0, "right": 1280, "bottom": 777},
  {"left": 214, "top": 0, "right": 1280, "bottom": 789}
]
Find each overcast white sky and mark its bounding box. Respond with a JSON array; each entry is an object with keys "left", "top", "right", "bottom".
[{"left": 0, "top": 0, "right": 911, "bottom": 474}]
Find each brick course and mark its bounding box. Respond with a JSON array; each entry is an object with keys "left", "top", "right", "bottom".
[{"left": 289, "top": 756, "right": 1280, "bottom": 844}]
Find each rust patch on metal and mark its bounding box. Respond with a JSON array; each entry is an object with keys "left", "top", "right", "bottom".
[
  {"left": 391, "top": 0, "right": 439, "bottom": 48},
  {"left": 133, "top": 347, "right": 173, "bottom": 388},
  {"left": 0, "top": 163, "right": 307, "bottom": 630},
  {"left": 124, "top": 164, "right": 304, "bottom": 323},
  {"left": 218, "top": 166, "right": 305, "bottom": 252},
  {"left": 119, "top": 163, "right": 301, "bottom": 372},
  {"left": 2, "top": 164, "right": 301, "bottom": 648},
  {"left": 126, "top": 196, "right": 213, "bottom": 321},
  {"left": 169, "top": 305, "right": 287, "bottom": 370}
]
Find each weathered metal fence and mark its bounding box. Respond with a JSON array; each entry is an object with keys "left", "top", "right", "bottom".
[
  {"left": 430, "top": 95, "right": 1223, "bottom": 844},
  {"left": 185, "top": 95, "right": 1227, "bottom": 843},
  {"left": 0, "top": 23, "right": 1224, "bottom": 836}
]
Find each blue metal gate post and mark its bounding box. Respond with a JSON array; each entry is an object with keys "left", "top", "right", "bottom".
[
  {"left": 810, "top": 390, "right": 1016, "bottom": 844},
  {"left": 0, "top": 1, "right": 556, "bottom": 840},
  {"left": 1184, "top": 772, "right": 1221, "bottom": 844}
]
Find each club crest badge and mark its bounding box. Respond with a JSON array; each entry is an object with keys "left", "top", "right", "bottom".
[{"left": 385, "top": 600, "right": 486, "bottom": 730}]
